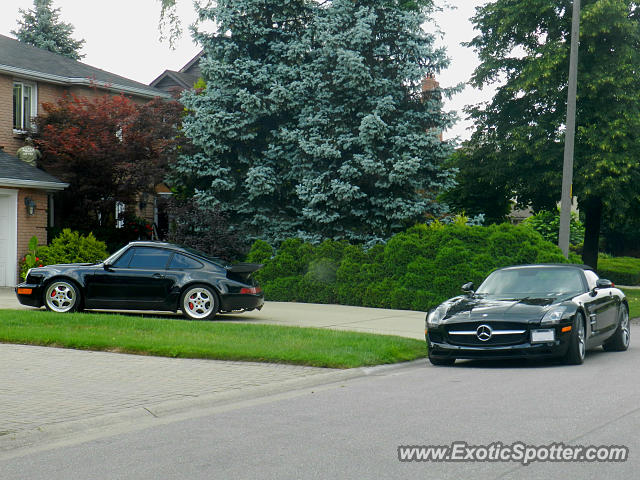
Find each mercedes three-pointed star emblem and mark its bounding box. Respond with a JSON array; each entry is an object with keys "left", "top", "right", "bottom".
[{"left": 476, "top": 324, "right": 493, "bottom": 342}]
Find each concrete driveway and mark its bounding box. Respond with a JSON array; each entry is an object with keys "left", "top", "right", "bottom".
[{"left": 0, "top": 288, "right": 426, "bottom": 339}]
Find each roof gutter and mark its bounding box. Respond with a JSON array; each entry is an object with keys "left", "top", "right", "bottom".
[
  {"left": 0, "top": 64, "right": 169, "bottom": 100},
  {"left": 0, "top": 178, "right": 68, "bottom": 191}
]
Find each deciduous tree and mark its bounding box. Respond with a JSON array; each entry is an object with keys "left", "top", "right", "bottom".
[
  {"left": 35, "top": 94, "right": 183, "bottom": 233},
  {"left": 463, "top": 0, "right": 640, "bottom": 268}
]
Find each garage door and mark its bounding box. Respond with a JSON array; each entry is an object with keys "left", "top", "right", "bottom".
[{"left": 0, "top": 190, "right": 18, "bottom": 287}]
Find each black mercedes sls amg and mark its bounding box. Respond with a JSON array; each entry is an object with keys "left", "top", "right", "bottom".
[{"left": 426, "top": 264, "right": 629, "bottom": 366}]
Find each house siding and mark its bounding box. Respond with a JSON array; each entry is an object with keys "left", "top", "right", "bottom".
[
  {"left": 0, "top": 74, "right": 22, "bottom": 155},
  {"left": 16, "top": 188, "right": 48, "bottom": 280}
]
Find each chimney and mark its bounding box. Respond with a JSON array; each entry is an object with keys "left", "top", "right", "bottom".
[
  {"left": 421, "top": 73, "right": 440, "bottom": 93},
  {"left": 421, "top": 73, "right": 444, "bottom": 142}
]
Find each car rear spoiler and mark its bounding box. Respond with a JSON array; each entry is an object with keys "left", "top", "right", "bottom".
[
  {"left": 226, "top": 263, "right": 263, "bottom": 283},
  {"left": 226, "top": 263, "right": 263, "bottom": 274}
]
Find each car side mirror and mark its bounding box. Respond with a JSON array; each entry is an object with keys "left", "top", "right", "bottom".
[
  {"left": 595, "top": 279, "right": 613, "bottom": 289},
  {"left": 103, "top": 262, "right": 113, "bottom": 271},
  {"left": 591, "top": 278, "right": 613, "bottom": 296},
  {"left": 461, "top": 282, "right": 475, "bottom": 295}
]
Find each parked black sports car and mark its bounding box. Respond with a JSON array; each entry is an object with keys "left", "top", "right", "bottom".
[
  {"left": 426, "top": 264, "right": 630, "bottom": 366},
  {"left": 15, "top": 241, "right": 264, "bottom": 320}
]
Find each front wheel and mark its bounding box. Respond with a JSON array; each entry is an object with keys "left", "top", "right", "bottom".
[
  {"left": 603, "top": 304, "right": 630, "bottom": 352},
  {"left": 564, "top": 313, "right": 586, "bottom": 365},
  {"left": 180, "top": 285, "right": 219, "bottom": 321},
  {"left": 44, "top": 280, "right": 81, "bottom": 313}
]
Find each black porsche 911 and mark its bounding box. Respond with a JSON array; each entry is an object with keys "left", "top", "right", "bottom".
[
  {"left": 426, "top": 264, "right": 630, "bottom": 366},
  {"left": 15, "top": 241, "right": 264, "bottom": 320}
]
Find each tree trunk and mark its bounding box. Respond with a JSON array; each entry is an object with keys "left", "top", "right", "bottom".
[{"left": 581, "top": 197, "right": 602, "bottom": 269}]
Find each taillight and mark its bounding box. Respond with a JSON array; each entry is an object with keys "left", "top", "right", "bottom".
[{"left": 240, "top": 286, "right": 262, "bottom": 295}]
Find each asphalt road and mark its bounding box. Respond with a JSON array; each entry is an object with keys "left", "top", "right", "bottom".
[{"left": 2, "top": 328, "right": 639, "bottom": 480}]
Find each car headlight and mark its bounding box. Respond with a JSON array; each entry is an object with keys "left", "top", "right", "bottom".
[
  {"left": 426, "top": 303, "right": 449, "bottom": 328},
  {"left": 541, "top": 306, "right": 567, "bottom": 326}
]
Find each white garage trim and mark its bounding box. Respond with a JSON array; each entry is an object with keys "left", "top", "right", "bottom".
[{"left": 0, "top": 189, "right": 18, "bottom": 287}]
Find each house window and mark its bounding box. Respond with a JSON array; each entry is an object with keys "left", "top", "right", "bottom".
[
  {"left": 115, "top": 201, "right": 125, "bottom": 228},
  {"left": 13, "top": 81, "right": 37, "bottom": 132}
]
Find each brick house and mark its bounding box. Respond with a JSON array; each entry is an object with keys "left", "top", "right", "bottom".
[{"left": 0, "top": 34, "right": 168, "bottom": 286}]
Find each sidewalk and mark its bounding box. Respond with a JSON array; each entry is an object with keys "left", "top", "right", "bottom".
[{"left": 0, "top": 288, "right": 426, "bottom": 454}]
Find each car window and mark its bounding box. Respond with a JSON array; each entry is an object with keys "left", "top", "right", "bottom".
[
  {"left": 169, "top": 254, "right": 203, "bottom": 270},
  {"left": 583, "top": 270, "right": 599, "bottom": 290},
  {"left": 112, "top": 248, "right": 135, "bottom": 268},
  {"left": 128, "top": 248, "right": 172, "bottom": 270},
  {"left": 477, "top": 267, "right": 586, "bottom": 296}
]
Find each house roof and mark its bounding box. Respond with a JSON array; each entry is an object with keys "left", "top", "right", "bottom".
[
  {"left": 0, "top": 149, "right": 68, "bottom": 191},
  {"left": 149, "top": 69, "right": 199, "bottom": 92},
  {"left": 0, "top": 34, "right": 168, "bottom": 99},
  {"left": 150, "top": 51, "right": 203, "bottom": 93}
]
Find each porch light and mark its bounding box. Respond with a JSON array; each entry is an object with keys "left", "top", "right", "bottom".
[{"left": 24, "top": 197, "right": 36, "bottom": 215}]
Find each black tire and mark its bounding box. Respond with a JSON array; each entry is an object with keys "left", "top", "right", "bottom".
[
  {"left": 428, "top": 353, "right": 455, "bottom": 366},
  {"left": 603, "top": 303, "right": 630, "bottom": 352},
  {"left": 180, "top": 284, "right": 219, "bottom": 321},
  {"left": 564, "top": 313, "right": 586, "bottom": 365},
  {"left": 44, "top": 280, "right": 82, "bottom": 313}
]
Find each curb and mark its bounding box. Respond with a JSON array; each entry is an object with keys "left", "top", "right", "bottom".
[{"left": 0, "top": 359, "right": 425, "bottom": 459}]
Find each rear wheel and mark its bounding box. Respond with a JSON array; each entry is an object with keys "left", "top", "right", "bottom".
[
  {"left": 44, "top": 280, "right": 81, "bottom": 313},
  {"left": 564, "top": 313, "right": 586, "bottom": 365},
  {"left": 603, "top": 304, "right": 630, "bottom": 352},
  {"left": 180, "top": 285, "right": 219, "bottom": 321}
]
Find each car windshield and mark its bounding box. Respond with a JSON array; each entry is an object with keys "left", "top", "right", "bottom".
[
  {"left": 103, "top": 245, "right": 128, "bottom": 265},
  {"left": 476, "top": 267, "right": 586, "bottom": 297}
]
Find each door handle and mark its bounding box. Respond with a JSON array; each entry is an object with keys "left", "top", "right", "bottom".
[{"left": 152, "top": 273, "right": 165, "bottom": 279}]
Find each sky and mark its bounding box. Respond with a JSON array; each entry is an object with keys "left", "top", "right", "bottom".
[{"left": 0, "top": 0, "right": 492, "bottom": 142}]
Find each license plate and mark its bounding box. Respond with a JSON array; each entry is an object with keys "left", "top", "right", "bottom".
[{"left": 531, "top": 329, "right": 555, "bottom": 343}]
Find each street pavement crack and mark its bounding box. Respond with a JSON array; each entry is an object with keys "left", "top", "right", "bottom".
[{"left": 143, "top": 408, "right": 158, "bottom": 418}]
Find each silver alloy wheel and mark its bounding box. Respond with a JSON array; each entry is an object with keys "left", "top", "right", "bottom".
[
  {"left": 577, "top": 316, "right": 586, "bottom": 360},
  {"left": 45, "top": 281, "right": 77, "bottom": 313},
  {"left": 620, "top": 305, "right": 630, "bottom": 348},
  {"left": 182, "top": 287, "right": 215, "bottom": 319}
]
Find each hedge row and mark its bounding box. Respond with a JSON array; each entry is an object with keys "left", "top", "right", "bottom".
[
  {"left": 597, "top": 255, "right": 640, "bottom": 286},
  {"left": 246, "top": 223, "right": 571, "bottom": 312}
]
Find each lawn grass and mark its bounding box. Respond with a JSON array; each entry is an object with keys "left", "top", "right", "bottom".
[
  {"left": 621, "top": 288, "right": 640, "bottom": 319},
  {"left": 0, "top": 310, "right": 426, "bottom": 368}
]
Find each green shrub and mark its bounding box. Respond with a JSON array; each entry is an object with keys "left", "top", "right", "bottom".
[
  {"left": 19, "top": 236, "right": 45, "bottom": 280},
  {"left": 522, "top": 209, "right": 584, "bottom": 246},
  {"left": 246, "top": 239, "right": 273, "bottom": 266},
  {"left": 250, "top": 222, "right": 572, "bottom": 311},
  {"left": 597, "top": 255, "right": 640, "bottom": 286},
  {"left": 39, "top": 229, "right": 109, "bottom": 266}
]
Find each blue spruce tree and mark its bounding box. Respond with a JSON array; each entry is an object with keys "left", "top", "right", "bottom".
[{"left": 175, "top": 0, "right": 456, "bottom": 244}]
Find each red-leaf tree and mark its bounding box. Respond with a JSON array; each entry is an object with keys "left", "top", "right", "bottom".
[{"left": 34, "top": 93, "right": 183, "bottom": 234}]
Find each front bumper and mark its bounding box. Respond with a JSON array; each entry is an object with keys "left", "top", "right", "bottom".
[
  {"left": 15, "top": 282, "right": 44, "bottom": 308},
  {"left": 426, "top": 323, "right": 573, "bottom": 361}
]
